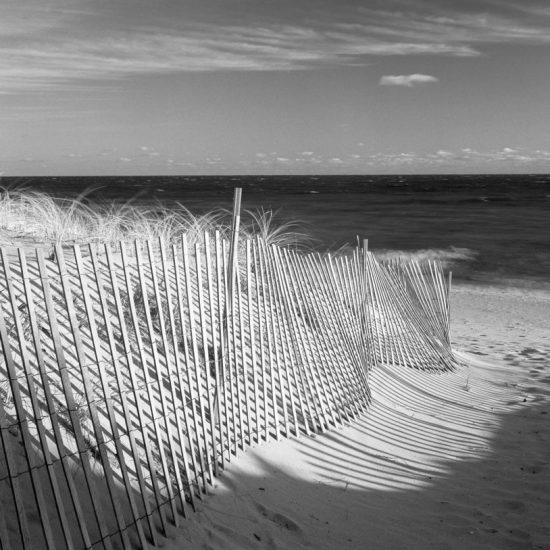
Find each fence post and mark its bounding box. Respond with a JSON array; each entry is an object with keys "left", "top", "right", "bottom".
[
  {"left": 227, "top": 187, "right": 243, "bottom": 311},
  {"left": 447, "top": 270, "right": 453, "bottom": 344},
  {"left": 212, "top": 188, "right": 242, "bottom": 452}
]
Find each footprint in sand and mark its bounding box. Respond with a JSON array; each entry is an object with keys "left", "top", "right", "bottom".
[
  {"left": 506, "top": 527, "right": 532, "bottom": 541},
  {"left": 501, "top": 500, "right": 527, "bottom": 513},
  {"left": 526, "top": 462, "right": 547, "bottom": 474},
  {"left": 255, "top": 503, "right": 304, "bottom": 535}
]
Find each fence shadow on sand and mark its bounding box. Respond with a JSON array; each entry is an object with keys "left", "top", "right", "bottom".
[{"left": 0, "top": 229, "right": 458, "bottom": 549}]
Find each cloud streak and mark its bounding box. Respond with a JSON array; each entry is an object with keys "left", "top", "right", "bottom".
[
  {"left": 0, "top": 24, "right": 480, "bottom": 93},
  {"left": 379, "top": 73, "right": 438, "bottom": 87},
  {"left": 2, "top": 1, "right": 550, "bottom": 92}
]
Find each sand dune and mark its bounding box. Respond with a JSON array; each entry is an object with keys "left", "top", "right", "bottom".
[{"left": 165, "top": 283, "right": 550, "bottom": 550}]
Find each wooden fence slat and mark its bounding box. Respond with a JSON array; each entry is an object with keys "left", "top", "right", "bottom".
[
  {"left": 203, "top": 233, "right": 223, "bottom": 471},
  {"left": 103, "top": 242, "right": 164, "bottom": 546},
  {"left": 38, "top": 248, "right": 115, "bottom": 550},
  {"left": 0, "top": 221, "right": 461, "bottom": 550},
  {"left": 171, "top": 241, "right": 204, "bottom": 497},
  {"left": 213, "top": 232, "right": 230, "bottom": 466},
  {"left": 289, "top": 251, "right": 340, "bottom": 429},
  {"left": 181, "top": 237, "right": 213, "bottom": 488},
  {"left": 270, "top": 246, "right": 313, "bottom": 436},
  {"left": 339, "top": 254, "right": 371, "bottom": 410},
  {"left": 0, "top": 249, "right": 64, "bottom": 550},
  {"left": 322, "top": 253, "right": 367, "bottom": 380},
  {"left": 256, "top": 240, "right": 287, "bottom": 440},
  {"left": 74, "top": 245, "right": 149, "bottom": 549},
  {"left": 233, "top": 258, "right": 252, "bottom": 448},
  {"left": 221, "top": 238, "right": 240, "bottom": 454},
  {"left": 229, "top": 255, "right": 246, "bottom": 451},
  {"left": 414, "top": 261, "right": 444, "bottom": 336},
  {"left": 431, "top": 262, "right": 449, "bottom": 338},
  {"left": 251, "top": 240, "right": 271, "bottom": 443},
  {"left": 363, "top": 254, "right": 389, "bottom": 367},
  {"left": 430, "top": 261, "right": 451, "bottom": 343},
  {"left": 118, "top": 242, "right": 169, "bottom": 537},
  {"left": 21, "top": 250, "right": 93, "bottom": 549},
  {"left": 237, "top": 244, "right": 253, "bottom": 447},
  {"left": 0, "top": 388, "right": 32, "bottom": 549},
  {"left": 56, "top": 245, "right": 129, "bottom": 550},
  {"left": 245, "top": 241, "right": 260, "bottom": 444},
  {"left": 93, "top": 243, "right": 159, "bottom": 545},
  {"left": 365, "top": 255, "right": 402, "bottom": 367},
  {"left": 0, "top": 472, "right": 13, "bottom": 550},
  {"left": 299, "top": 253, "right": 350, "bottom": 424},
  {"left": 398, "top": 260, "right": 443, "bottom": 346},
  {"left": 253, "top": 238, "right": 277, "bottom": 440},
  {"left": 331, "top": 253, "right": 371, "bottom": 413},
  {"left": 144, "top": 240, "right": 188, "bottom": 524},
  {"left": 270, "top": 246, "right": 318, "bottom": 435},
  {"left": 15, "top": 294, "right": 75, "bottom": 550},
  {"left": 323, "top": 254, "right": 366, "bottom": 418},
  {"left": 295, "top": 253, "right": 347, "bottom": 426},
  {"left": 133, "top": 241, "right": 179, "bottom": 525},
  {"left": 159, "top": 239, "right": 195, "bottom": 513},
  {"left": 353, "top": 245, "right": 376, "bottom": 375},
  {"left": 368, "top": 255, "right": 403, "bottom": 366},
  {"left": 337, "top": 253, "right": 371, "bottom": 412},
  {"left": 378, "top": 259, "right": 420, "bottom": 370},
  {"left": 282, "top": 249, "right": 334, "bottom": 432},
  {"left": 264, "top": 244, "right": 303, "bottom": 437},
  {"left": 195, "top": 241, "right": 220, "bottom": 475},
  {"left": 370, "top": 255, "right": 446, "bottom": 371},
  {"left": 385, "top": 259, "right": 455, "bottom": 370},
  {"left": 283, "top": 248, "right": 328, "bottom": 431},
  {"left": 359, "top": 243, "right": 376, "bottom": 372},
  {"left": 447, "top": 271, "right": 453, "bottom": 342},
  {"left": 366, "top": 255, "right": 415, "bottom": 368}
]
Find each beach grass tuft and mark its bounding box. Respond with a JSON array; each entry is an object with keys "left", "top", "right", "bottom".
[{"left": 0, "top": 187, "right": 312, "bottom": 250}]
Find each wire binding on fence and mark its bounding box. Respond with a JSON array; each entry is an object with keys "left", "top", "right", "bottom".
[{"left": 0, "top": 232, "right": 457, "bottom": 550}]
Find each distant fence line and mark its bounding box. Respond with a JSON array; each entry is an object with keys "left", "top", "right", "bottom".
[{"left": 0, "top": 233, "right": 456, "bottom": 550}]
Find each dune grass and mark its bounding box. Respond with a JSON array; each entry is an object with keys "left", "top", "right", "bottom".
[{"left": 0, "top": 187, "right": 313, "bottom": 250}]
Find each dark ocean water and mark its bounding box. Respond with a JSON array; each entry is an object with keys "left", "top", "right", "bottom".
[{"left": 2, "top": 174, "right": 550, "bottom": 289}]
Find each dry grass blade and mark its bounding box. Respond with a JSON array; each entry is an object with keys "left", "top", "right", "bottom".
[
  {"left": 243, "top": 208, "right": 314, "bottom": 249},
  {"left": 0, "top": 189, "right": 312, "bottom": 251}
]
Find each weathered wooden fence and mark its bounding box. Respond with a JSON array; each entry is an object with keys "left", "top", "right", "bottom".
[{"left": 0, "top": 234, "right": 455, "bottom": 550}]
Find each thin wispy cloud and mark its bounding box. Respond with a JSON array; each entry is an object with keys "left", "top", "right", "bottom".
[
  {"left": 257, "top": 147, "right": 550, "bottom": 170},
  {"left": 3, "top": 0, "right": 550, "bottom": 93},
  {"left": 2, "top": 1, "right": 550, "bottom": 177},
  {"left": 379, "top": 74, "right": 438, "bottom": 87},
  {"left": 0, "top": 26, "right": 477, "bottom": 93},
  {"left": 352, "top": 5, "right": 550, "bottom": 46},
  {"left": 363, "top": 147, "right": 550, "bottom": 169}
]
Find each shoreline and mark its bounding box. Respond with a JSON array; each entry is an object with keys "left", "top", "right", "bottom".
[{"left": 2, "top": 227, "right": 549, "bottom": 293}]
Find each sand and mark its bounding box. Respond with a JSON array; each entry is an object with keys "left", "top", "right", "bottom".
[
  {"left": 163, "top": 283, "right": 550, "bottom": 550},
  {"left": 1, "top": 233, "right": 548, "bottom": 549}
]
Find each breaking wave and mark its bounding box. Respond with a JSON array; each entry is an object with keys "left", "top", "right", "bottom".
[{"left": 374, "top": 246, "right": 478, "bottom": 269}]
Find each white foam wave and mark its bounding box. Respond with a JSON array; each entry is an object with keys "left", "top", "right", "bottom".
[{"left": 374, "top": 246, "right": 478, "bottom": 268}]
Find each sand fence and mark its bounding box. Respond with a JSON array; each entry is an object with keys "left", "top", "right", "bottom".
[{"left": 0, "top": 231, "right": 456, "bottom": 549}]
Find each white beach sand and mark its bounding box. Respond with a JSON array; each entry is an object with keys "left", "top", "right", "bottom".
[{"left": 164, "top": 283, "right": 550, "bottom": 550}]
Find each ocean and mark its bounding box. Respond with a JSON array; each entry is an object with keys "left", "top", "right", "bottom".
[{"left": 2, "top": 174, "right": 549, "bottom": 289}]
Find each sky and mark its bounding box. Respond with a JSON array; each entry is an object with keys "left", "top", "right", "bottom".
[{"left": 1, "top": 0, "right": 550, "bottom": 176}]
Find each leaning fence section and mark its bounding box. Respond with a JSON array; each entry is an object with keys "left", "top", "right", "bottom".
[{"left": 0, "top": 235, "right": 455, "bottom": 550}]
